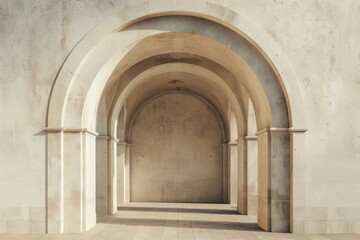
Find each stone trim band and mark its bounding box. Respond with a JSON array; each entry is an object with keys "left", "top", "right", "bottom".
[
  {"left": 44, "top": 127, "right": 99, "bottom": 137},
  {"left": 256, "top": 127, "right": 308, "bottom": 136}
]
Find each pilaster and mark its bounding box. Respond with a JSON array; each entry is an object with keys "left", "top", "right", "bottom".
[
  {"left": 46, "top": 128, "right": 98, "bottom": 233},
  {"left": 46, "top": 129, "right": 64, "bottom": 233},
  {"left": 96, "top": 135, "right": 109, "bottom": 217},
  {"left": 222, "top": 143, "right": 230, "bottom": 203},
  {"left": 246, "top": 136, "right": 258, "bottom": 215},
  {"left": 237, "top": 138, "right": 247, "bottom": 215},
  {"left": 256, "top": 127, "right": 306, "bottom": 232},
  {"left": 108, "top": 137, "right": 118, "bottom": 214},
  {"left": 117, "top": 141, "right": 130, "bottom": 205},
  {"left": 227, "top": 142, "right": 238, "bottom": 206}
]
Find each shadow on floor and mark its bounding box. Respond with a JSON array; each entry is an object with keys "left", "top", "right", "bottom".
[
  {"left": 99, "top": 217, "right": 263, "bottom": 232},
  {"left": 117, "top": 206, "right": 240, "bottom": 215}
]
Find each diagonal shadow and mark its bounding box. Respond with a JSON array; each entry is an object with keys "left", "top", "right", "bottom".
[
  {"left": 117, "top": 206, "right": 240, "bottom": 215},
  {"left": 99, "top": 218, "right": 263, "bottom": 232}
]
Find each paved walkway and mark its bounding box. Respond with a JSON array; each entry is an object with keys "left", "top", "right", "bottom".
[{"left": 0, "top": 203, "right": 359, "bottom": 240}]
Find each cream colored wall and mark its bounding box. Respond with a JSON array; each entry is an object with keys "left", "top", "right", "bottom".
[
  {"left": 0, "top": 0, "right": 359, "bottom": 234},
  {"left": 130, "top": 93, "right": 224, "bottom": 202}
]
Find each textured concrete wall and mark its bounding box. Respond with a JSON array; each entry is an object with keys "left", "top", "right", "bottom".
[
  {"left": 0, "top": 0, "right": 359, "bottom": 234},
  {"left": 130, "top": 93, "right": 224, "bottom": 202}
]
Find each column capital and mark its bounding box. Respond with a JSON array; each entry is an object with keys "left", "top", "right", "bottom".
[
  {"left": 44, "top": 127, "right": 99, "bottom": 136},
  {"left": 96, "top": 135, "right": 122, "bottom": 143},
  {"left": 97, "top": 135, "right": 110, "bottom": 140},
  {"left": 222, "top": 142, "right": 237, "bottom": 146},
  {"left": 44, "top": 127, "right": 64, "bottom": 133},
  {"left": 236, "top": 136, "right": 258, "bottom": 141},
  {"left": 256, "top": 127, "right": 308, "bottom": 136},
  {"left": 110, "top": 137, "right": 120, "bottom": 143}
]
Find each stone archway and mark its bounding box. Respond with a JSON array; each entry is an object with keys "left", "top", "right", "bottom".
[{"left": 46, "top": 1, "right": 306, "bottom": 234}]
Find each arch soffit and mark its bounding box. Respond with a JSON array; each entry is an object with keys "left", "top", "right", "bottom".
[
  {"left": 62, "top": 30, "right": 255, "bottom": 132},
  {"left": 47, "top": 2, "right": 306, "bottom": 134},
  {"left": 90, "top": 32, "right": 269, "bottom": 134},
  {"left": 95, "top": 51, "right": 248, "bottom": 134},
  {"left": 106, "top": 62, "right": 246, "bottom": 138}
]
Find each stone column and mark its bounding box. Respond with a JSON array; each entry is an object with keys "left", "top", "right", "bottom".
[
  {"left": 62, "top": 130, "right": 83, "bottom": 232},
  {"left": 117, "top": 142, "right": 129, "bottom": 205},
  {"left": 290, "top": 130, "right": 307, "bottom": 233},
  {"left": 229, "top": 142, "right": 238, "bottom": 206},
  {"left": 96, "top": 136, "right": 109, "bottom": 217},
  {"left": 46, "top": 129, "right": 64, "bottom": 233},
  {"left": 257, "top": 128, "right": 291, "bottom": 232},
  {"left": 246, "top": 136, "right": 258, "bottom": 215},
  {"left": 237, "top": 138, "right": 247, "bottom": 214},
  {"left": 222, "top": 143, "right": 230, "bottom": 203},
  {"left": 124, "top": 143, "right": 131, "bottom": 203},
  {"left": 62, "top": 129, "right": 97, "bottom": 233},
  {"left": 82, "top": 132, "right": 96, "bottom": 231},
  {"left": 108, "top": 137, "right": 118, "bottom": 214},
  {"left": 46, "top": 128, "right": 98, "bottom": 233}
]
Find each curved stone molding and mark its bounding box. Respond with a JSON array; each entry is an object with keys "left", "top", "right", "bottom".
[
  {"left": 256, "top": 128, "right": 308, "bottom": 136},
  {"left": 44, "top": 127, "right": 99, "bottom": 137},
  {"left": 47, "top": 0, "right": 306, "bottom": 131}
]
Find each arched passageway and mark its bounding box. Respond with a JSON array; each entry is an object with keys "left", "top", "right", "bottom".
[{"left": 45, "top": 1, "right": 306, "bottom": 234}]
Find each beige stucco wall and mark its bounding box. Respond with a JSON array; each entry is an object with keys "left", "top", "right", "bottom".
[
  {"left": 130, "top": 93, "right": 224, "bottom": 202},
  {"left": 0, "top": 0, "right": 359, "bottom": 234}
]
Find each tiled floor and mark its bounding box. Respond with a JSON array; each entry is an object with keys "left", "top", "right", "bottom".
[{"left": 0, "top": 203, "right": 359, "bottom": 240}]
